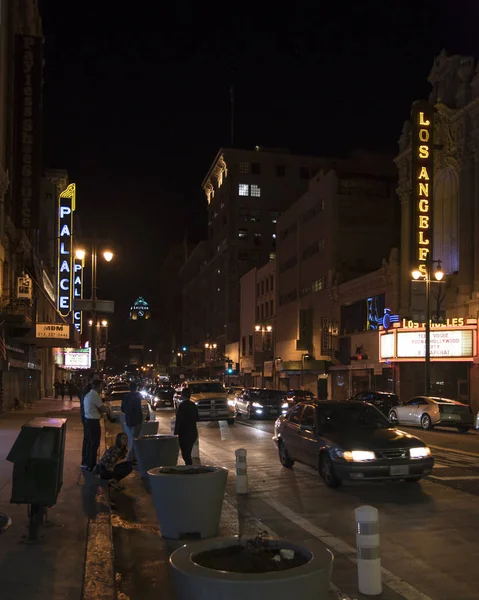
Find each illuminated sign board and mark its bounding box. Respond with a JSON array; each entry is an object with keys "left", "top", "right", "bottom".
[
  {"left": 73, "top": 257, "right": 83, "bottom": 333},
  {"left": 411, "top": 101, "right": 434, "bottom": 277},
  {"left": 64, "top": 348, "right": 91, "bottom": 369},
  {"left": 379, "top": 319, "right": 477, "bottom": 362},
  {"left": 57, "top": 183, "right": 76, "bottom": 317},
  {"left": 36, "top": 324, "right": 70, "bottom": 339}
]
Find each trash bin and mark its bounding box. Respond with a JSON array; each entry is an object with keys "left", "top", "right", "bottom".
[
  {"left": 134, "top": 434, "right": 179, "bottom": 478},
  {"left": 7, "top": 417, "right": 67, "bottom": 539},
  {"left": 140, "top": 420, "right": 159, "bottom": 436}
]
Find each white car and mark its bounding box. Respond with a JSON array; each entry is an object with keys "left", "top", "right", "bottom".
[
  {"left": 173, "top": 380, "right": 235, "bottom": 424},
  {"left": 105, "top": 390, "right": 151, "bottom": 422},
  {"left": 389, "top": 396, "right": 474, "bottom": 433}
]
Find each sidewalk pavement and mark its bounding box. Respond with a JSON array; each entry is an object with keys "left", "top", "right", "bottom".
[{"left": 0, "top": 397, "right": 104, "bottom": 600}]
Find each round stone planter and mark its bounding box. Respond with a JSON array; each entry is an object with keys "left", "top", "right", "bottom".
[
  {"left": 140, "top": 420, "right": 159, "bottom": 436},
  {"left": 148, "top": 465, "right": 228, "bottom": 539},
  {"left": 134, "top": 434, "right": 179, "bottom": 478},
  {"left": 169, "top": 537, "right": 333, "bottom": 600}
]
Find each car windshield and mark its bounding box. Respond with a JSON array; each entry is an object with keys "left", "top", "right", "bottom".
[
  {"left": 188, "top": 382, "right": 226, "bottom": 394},
  {"left": 318, "top": 404, "right": 390, "bottom": 430},
  {"left": 250, "top": 390, "right": 285, "bottom": 401}
]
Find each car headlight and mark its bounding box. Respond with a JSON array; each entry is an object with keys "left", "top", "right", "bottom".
[
  {"left": 335, "top": 449, "right": 376, "bottom": 462},
  {"left": 410, "top": 446, "right": 431, "bottom": 459},
  {"left": 252, "top": 402, "right": 262, "bottom": 408},
  {"left": 281, "top": 402, "right": 289, "bottom": 409},
  {"left": 227, "top": 399, "right": 235, "bottom": 406}
]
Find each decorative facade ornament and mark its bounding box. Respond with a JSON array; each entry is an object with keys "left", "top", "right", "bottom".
[{"left": 398, "top": 120, "right": 411, "bottom": 154}]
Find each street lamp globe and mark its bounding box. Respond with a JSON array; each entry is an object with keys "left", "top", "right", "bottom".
[
  {"left": 205, "top": 343, "right": 210, "bottom": 348},
  {"left": 266, "top": 325, "right": 273, "bottom": 332},
  {"left": 412, "top": 269, "right": 422, "bottom": 280},
  {"left": 75, "top": 248, "right": 86, "bottom": 261},
  {"left": 212, "top": 343, "right": 217, "bottom": 349},
  {"left": 255, "top": 325, "right": 261, "bottom": 331},
  {"left": 435, "top": 267, "right": 444, "bottom": 281},
  {"left": 103, "top": 250, "right": 114, "bottom": 262},
  {"left": 101, "top": 320, "right": 108, "bottom": 327}
]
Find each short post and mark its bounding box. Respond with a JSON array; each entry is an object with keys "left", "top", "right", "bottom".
[
  {"left": 170, "top": 417, "right": 176, "bottom": 434},
  {"left": 235, "top": 448, "right": 248, "bottom": 494},
  {"left": 355, "top": 505, "right": 382, "bottom": 596},
  {"left": 475, "top": 412, "right": 479, "bottom": 430},
  {"left": 192, "top": 438, "right": 200, "bottom": 459}
]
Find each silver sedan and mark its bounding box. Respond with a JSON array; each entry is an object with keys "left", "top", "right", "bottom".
[{"left": 389, "top": 396, "right": 474, "bottom": 433}]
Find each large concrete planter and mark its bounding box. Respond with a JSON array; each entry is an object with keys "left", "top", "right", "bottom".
[
  {"left": 134, "top": 434, "right": 179, "bottom": 478},
  {"left": 169, "top": 537, "right": 333, "bottom": 600},
  {"left": 148, "top": 465, "right": 228, "bottom": 539}
]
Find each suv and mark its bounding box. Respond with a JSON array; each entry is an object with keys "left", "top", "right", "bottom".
[
  {"left": 348, "top": 391, "right": 400, "bottom": 416},
  {"left": 173, "top": 380, "right": 235, "bottom": 425}
]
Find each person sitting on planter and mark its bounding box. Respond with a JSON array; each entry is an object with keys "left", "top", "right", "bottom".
[
  {"left": 174, "top": 387, "right": 199, "bottom": 465},
  {"left": 97, "top": 432, "right": 132, "bottom": 491}
]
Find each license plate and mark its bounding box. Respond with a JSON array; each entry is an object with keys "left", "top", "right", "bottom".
[
  {"left": 211, "top": 411, "right": 218, "bottom": 417},
  {"left": 390, "top": 465, "right": 409, "bottom": 476}
]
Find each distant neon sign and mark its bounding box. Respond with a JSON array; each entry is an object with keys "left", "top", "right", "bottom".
[{"left": 57, "top": 183, "right": 76, "bottom": 317}]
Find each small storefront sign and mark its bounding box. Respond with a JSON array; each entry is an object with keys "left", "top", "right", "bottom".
[
  {"left": 17, "top": 274, "right": 32, "bottom": 299},
  {"left": 36, "top": 324, "right": 70, "bottom": 339}
]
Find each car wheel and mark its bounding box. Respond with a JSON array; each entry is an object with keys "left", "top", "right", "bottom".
[
  {"left": 389, "top": 409, "right": 397, "bottom": 421},
  {"left": 278, "top": 441, "right": 294, "bottom": 468},
  {"left": 319, "top": 453, "right": 341, "bottom": 488},
  {"left": 405, "top": 476, "right": 421, "bottom": 483},
  {"left": 457, "top": 426, "right": 470, "bottom": 433},
  {"left": 421, "top": 413, "right": 433, "bottom": 430},
  {"left": 227, "top": 418, "right": 235, "bottom": 425}
]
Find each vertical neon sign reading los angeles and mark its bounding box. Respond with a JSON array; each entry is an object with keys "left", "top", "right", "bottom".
[
  {"left": 411, "top": 101, "right": 434, "bottom": 277},
  {"left": 57, "top": 183, "right": 76, "bottom": 317}
]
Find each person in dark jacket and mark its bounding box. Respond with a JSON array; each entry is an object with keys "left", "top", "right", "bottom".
[
  {"left": 80, "top": 374, "right": 94, "bottom": 468},
  {"left": 174, "top": 387, "right": 199, "bottom": 465},
  {"left": 121, "top": 382, "right": 144, "bottom": 461},
  {"left": 98, "top": 432, "right": 132, "bottom": 491}
]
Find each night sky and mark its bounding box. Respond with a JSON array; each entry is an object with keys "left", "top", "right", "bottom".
[{"left": 38, "top": 1, "right": 477, "bottom": 329}]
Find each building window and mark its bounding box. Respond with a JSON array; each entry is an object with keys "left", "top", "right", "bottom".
[
  {"left": 251, "top": 162, "right": 261, "bottom": 174},
  {"left": 261, "top": 280, "right": 264, "bottom": 295},
  {"left": 250, "top": 184, "right": 261, "bottom": 197},
  {"left": 265, "top": 302, "right": 268, "bottom": 318},
  {"left": 270, "top": 275, "right": 274, "bottom": 290},
  {"left": 254, "top": 232, "right": 262, "bottom": 246},
  {"left": 257, "top": 282, "right": 260, "bottom": 297},
  {"left": 269, "top": 252, "right": 276, "bottom": 262},
  {"left": 249, "top": 208, "right": 260, "bottom": 222},
  {"left": 276, "top": 164, "right": 285, "bottom": 177},
  {"left": 248, "top": 334, "right": 253, "bottom": 355},
  {"left": 239, "top": 183, "right": 249, "bottom": 196},
  {"left": 312, "top": 277, "right": 325, "bottom": 292},
  {"left": 242, "top": 336, "right": 246, "bottom": 356},
  {"left": 238, "top": 229, "right": 248, "bottom": 239},
  {"left": 256, "top": 305, "right": 260, "bottom": 320},
  {"left": 300, "top": 167, "right": 310, "bottom": 179},
  {"left": 265, "top": 278, "right": 269, "bottom": 293},
  {"left": 279, "top": 255, "right": 297, "bottom": 274},
  {"left": 239, "top": 206, "right": 248, "bottom": 222},
  {"left": 269, "top": 210, "right": 280, "bottom": 224},
  {"left": 270, "top": 299, "right": 274, "bottom": 315},
  {"left": 239, "top": 162, "right": 249, "bottom": 174},
  {"left": 261, "top": 304, "right": 264, "bottom": 319}
]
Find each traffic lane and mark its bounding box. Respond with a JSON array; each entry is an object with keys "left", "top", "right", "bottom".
[{"left": 185, "top": 416, "right": 479, "bottom": 600}]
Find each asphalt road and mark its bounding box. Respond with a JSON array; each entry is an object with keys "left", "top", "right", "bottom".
[{"left": 109, "top": 410, "right": 479, "bottom": 600}]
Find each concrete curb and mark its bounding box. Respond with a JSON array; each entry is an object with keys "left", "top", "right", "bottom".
[{"left": 82, "top": 418, "right": 115, "bottom": 600}]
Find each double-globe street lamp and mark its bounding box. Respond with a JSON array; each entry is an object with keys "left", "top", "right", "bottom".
[
  {"left": 75, "top": 245, "right": 114, "bottom": 372},
  {"left": 412, "top": 258, "right": 444, "bottom": 395},
  {"left": 255, "top": 324, "right": 273, "bottom": 387}
]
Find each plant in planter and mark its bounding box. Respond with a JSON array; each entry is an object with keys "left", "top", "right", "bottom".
[
  {"left": 148, "top": 465, "right": 228, "bottom": 539},
  {"left": 169, "top": 534, "right": 333, "bottom": 600}
]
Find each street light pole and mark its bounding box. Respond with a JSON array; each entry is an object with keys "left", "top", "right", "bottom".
[
  {"left": 425, "top": 260, "right": 431, "bottom": 396},
  {"left": 91, "top": 244, "right": 98, "bottom": 373}
]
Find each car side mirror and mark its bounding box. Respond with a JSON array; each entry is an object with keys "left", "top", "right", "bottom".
[{"left": 300, "top": 423, "right": 314, "bottom": 432}]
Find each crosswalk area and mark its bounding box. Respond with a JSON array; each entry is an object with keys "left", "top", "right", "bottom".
[{"left": 429, "top": 446, "right": 479, "bottom": 481}]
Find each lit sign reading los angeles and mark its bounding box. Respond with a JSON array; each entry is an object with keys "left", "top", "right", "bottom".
[
  {"left": 73, "top": 256, "right": 83, "bottom": 332},
  {"left": 57, "top": 183, "right": 76, "bottom": 317},
  {"left": 411, "top": 101, "right": 434, "bottom": 277}
]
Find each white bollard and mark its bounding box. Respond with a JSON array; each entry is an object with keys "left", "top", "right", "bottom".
[
  {"left": 170, "top": 417, "right": 176, "bottom": 434},
  {"left": 235, "top": 448, "right": 248, "bottom": 494},
  {"left": 355, "top": 505, "right": 382, "bottom": 596},
  {"left": 475, "top": 412, "right": 479, "bottom": 430},
  {"left": 191, "top": 438, "right": 200, "bottom": 459}
]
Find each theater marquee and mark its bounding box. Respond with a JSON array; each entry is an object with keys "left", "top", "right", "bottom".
[{"left": 379, "top": 318, "right": 478, "bottom": 362}]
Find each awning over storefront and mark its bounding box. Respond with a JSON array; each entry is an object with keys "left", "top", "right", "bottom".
[{"left": 280, "top": 360, "right": 331, "bottom": 374}]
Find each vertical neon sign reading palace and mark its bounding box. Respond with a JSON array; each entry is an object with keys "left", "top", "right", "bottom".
[
  {"left": 411, "top": 101, "right": 434, "bottom": 276},
  {"left": 57, "top": 183, "right": 76, "bottom": 317}
]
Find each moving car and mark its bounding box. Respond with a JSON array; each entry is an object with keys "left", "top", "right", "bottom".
[
  {"left": 149, "top": 384, "right": 175, "bottom": 409},
  {"left": 349, "top": 391, "right": 400, "bottom": 416},
  {"left": 274, "top": 401, "right": 434, "bottom": 487},
  {"left": 235, "top": 388, "right": 289, "bottom": 419},
  {"left": 389, "top": 396, "right": 474, "bottom": 432},
  {"left": 104, "top": 390, "right": 151, "bottom": 422},
  {"left": 286, "top": 389, "right": 316, "bottom": 405},
  {"left": 173, "top": 380, "right": 235, "bottom": 424}
]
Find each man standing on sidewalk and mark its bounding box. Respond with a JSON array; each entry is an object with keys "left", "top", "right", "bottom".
[
  {"left": 80, "top": 374, "right": 94, "bottom": 468},
  {"left": 83, "top": 380, "right": 106, "bottom": 471},
  {"left": 174, "top": 387, "right": 199, "bottom": 465},
  {"left": 121, "top": 382, "right": 143, "bottom": 462}
]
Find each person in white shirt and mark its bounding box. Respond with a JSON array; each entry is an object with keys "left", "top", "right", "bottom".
[{"left": 83, "top": 380, "right": 106, "bottom": 471}]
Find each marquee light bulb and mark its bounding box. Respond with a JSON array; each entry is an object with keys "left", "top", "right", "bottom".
[
  {"left": 103, "top": 250, "right": 114, "bottom": 262},
  {"left": 412, "top": 269, "right": 422, "bottom": 280},
  {"left": 75, "top": 249, "right": 86, "bottom": 261}
]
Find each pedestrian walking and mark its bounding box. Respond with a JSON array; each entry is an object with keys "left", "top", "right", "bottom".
[
  {"left": 80, "top": 374, "right": 94, "bottom": 467},
  {"left": 121, "top": 381, "right": 143, "bottom": 462},
  {"left": 83, "top": 379, "right": 106, "bottom": 471},
  {"left": 54, "top": 379, "right": 61, "bottom": 399},
  {"left": 60, "top": 380, "right": 66, "bottom": 401},
  {"left": 97, "top": 432, "right": 132, "bottom": 491},
  {"left": 174, "top": 387, "right": 199, "bottom": 465},
  {"left": 67, "top": 380, "right": 75, "bottom": 402}
]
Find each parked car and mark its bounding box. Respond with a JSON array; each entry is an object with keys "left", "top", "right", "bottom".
[
  {"left": 389, "top": 396, "right": 474, "bottom": 432},
  {"left": 104, "top": 390, "right": 151, "bottom": 422},
  {"left": 173, "top": 380, "right": 235, "bottom": 424},
  {"left": 273, "top": 401, "right": 434, "bottom": 487},
  {"left": 286, "top": 389, "right": 316, "bottom": 405},
  {"left": 149, "top": 385, "right": 175, "bottom": 409},
  {"left": 348, "top": 391, "right": 401, "bottom": 416},
  {"left": 235, "top": 388, "right": 289, "bottom": 419}
]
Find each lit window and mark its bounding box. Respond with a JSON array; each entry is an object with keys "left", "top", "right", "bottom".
[
  {"left": 312, "top": 277, "right": 325, "bottom": 292},
  {"left": 272, "top": 233, "right": 276, "bottom": 239},
  {"left": 269, "top": 210, "right": 280, "bottom": 224},
  {"left": 239, "top": 183, "right": 249, "bottom": 196},
  {"left": 269, "top": 252, "right": 276, "bottom": 262},
  {"left": 250, "top": 184, "right": 261, "bottom": 197},
  {"left": 238, "top": 229, "right": 248, "bottom": 239},
  {"left": 217, "top": 269, "right": 221, "bottom": 274},
  {"left": 239, "top": 162, "right": 249, "bottom": 174},
  {"left": 217, "top": 287, "right": 221, "bottom": 292},
  {"left": 251, "top": 162, "right": 261, "bottom": 174}
]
